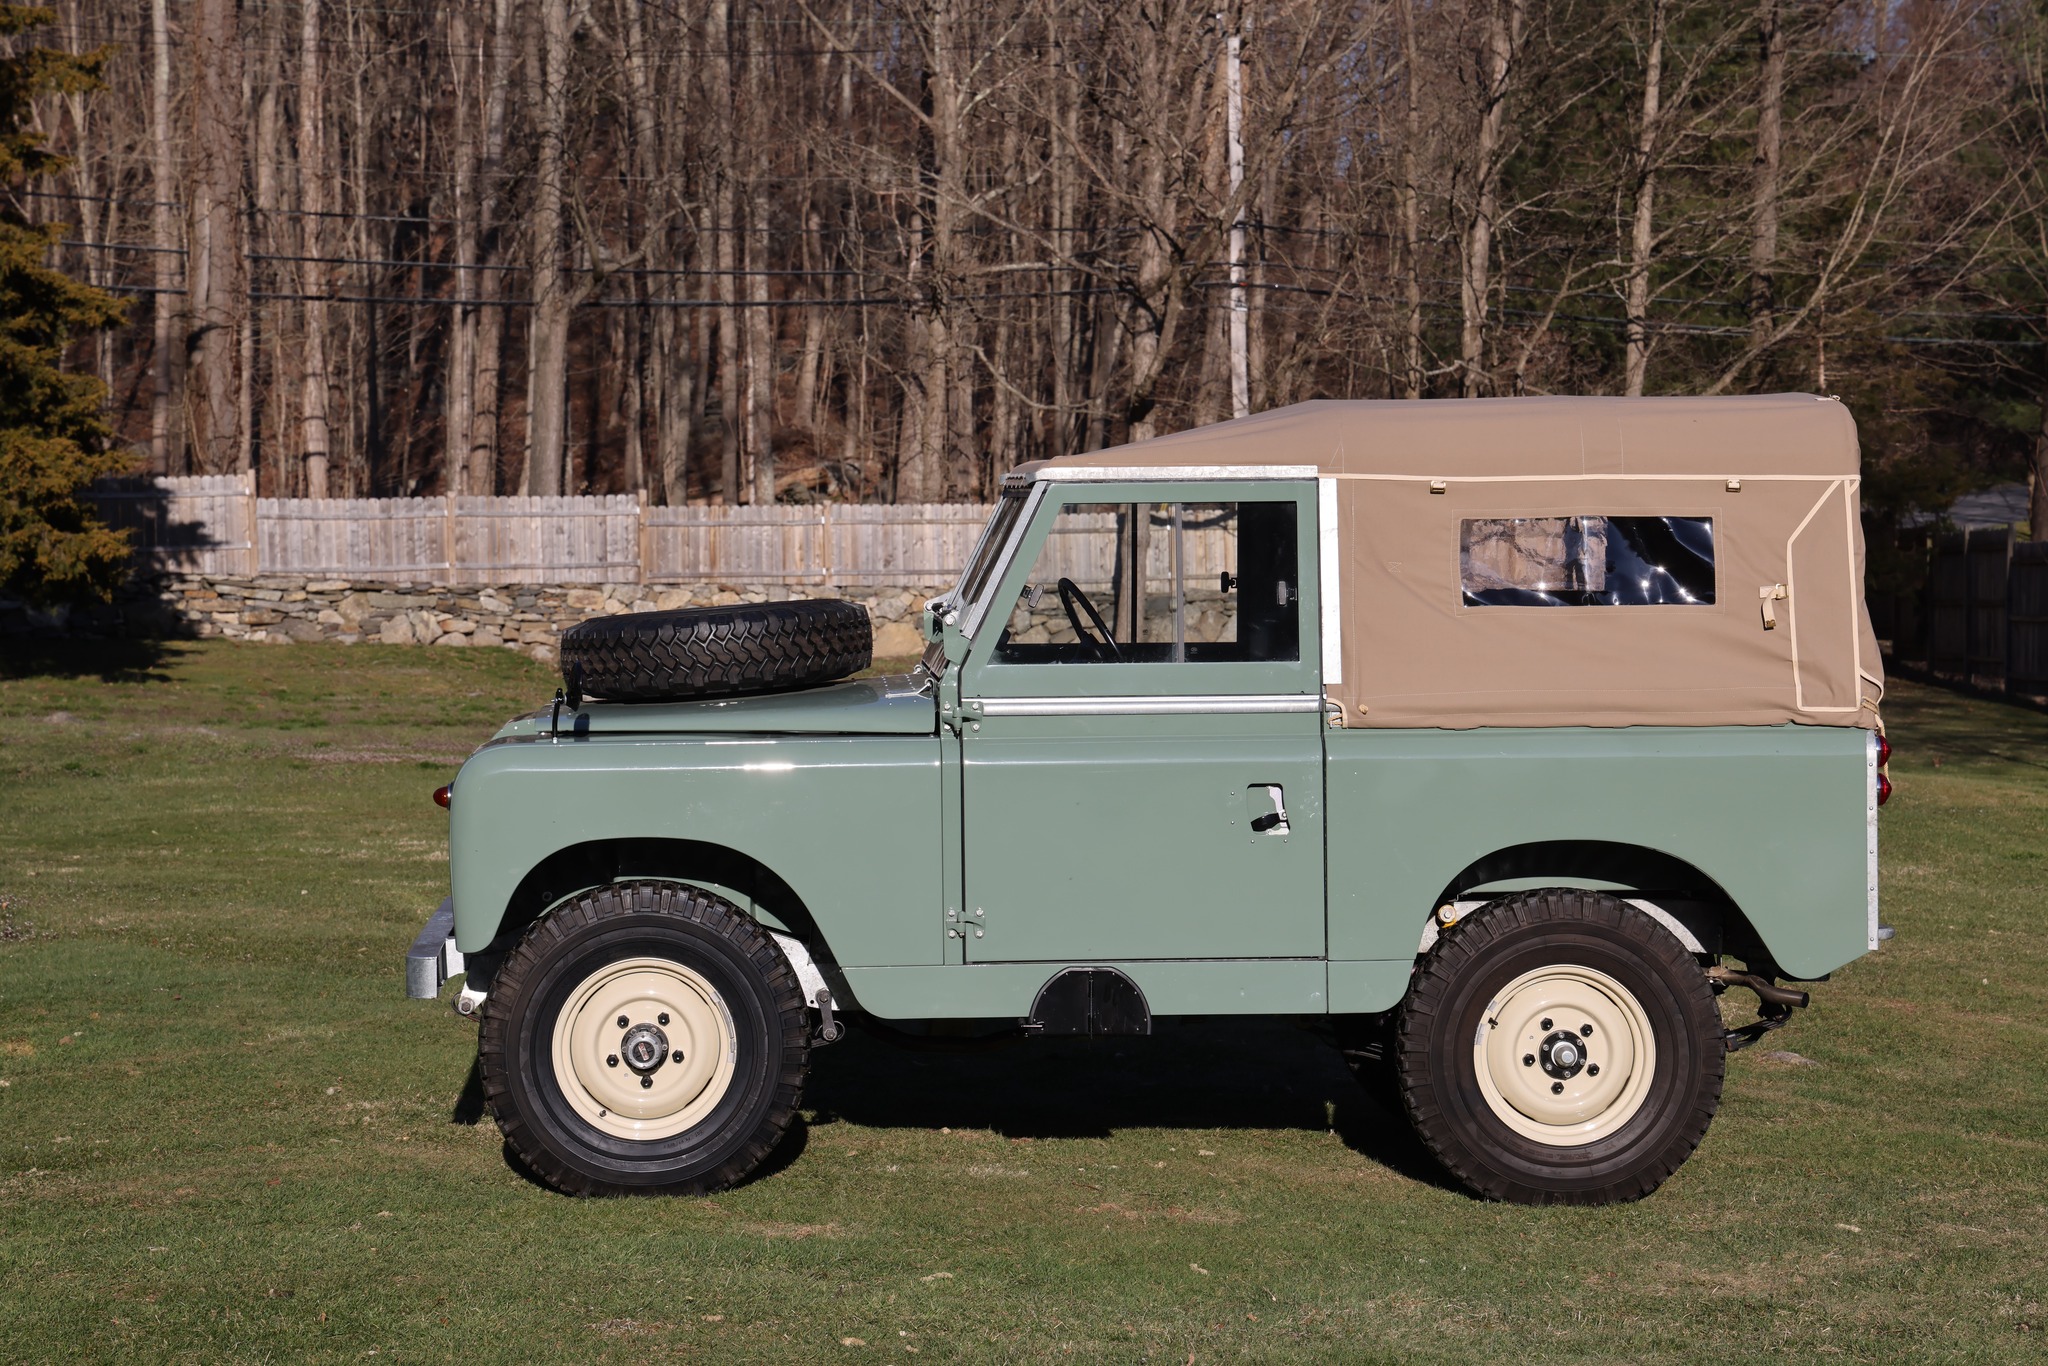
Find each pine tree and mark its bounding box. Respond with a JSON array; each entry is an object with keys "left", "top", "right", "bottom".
[{"left": 0, "top": 4, "right": 128, "bottom": 608}]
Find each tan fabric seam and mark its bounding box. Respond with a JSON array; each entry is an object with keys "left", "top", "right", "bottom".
[{"left": 1785, "top": 480, "right": 1844, "bottom": 713}]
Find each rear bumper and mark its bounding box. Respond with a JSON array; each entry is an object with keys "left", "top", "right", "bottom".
[{"left": 405, "top": 897, "right": 465, "bottom": 1000}]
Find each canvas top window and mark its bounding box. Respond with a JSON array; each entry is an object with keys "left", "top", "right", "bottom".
[
  {"left": 993, "top": 499, "right": 1300, "bottom": 664},
  {"left": 1461, "top": 515, "right": 1716, "bottom": 607}
]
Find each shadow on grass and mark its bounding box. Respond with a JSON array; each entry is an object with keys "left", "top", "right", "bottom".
[
  {"left": 803, "top": 1016, "right": 1460, "bottom": 1194},
  {"left": 0, "top": 634, "right": 178, "bottom": 684},
  {"left": 458, "top": 1016, "right": 1456, "bottom": 1195}
]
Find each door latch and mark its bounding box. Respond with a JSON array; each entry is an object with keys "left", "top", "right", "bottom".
[{"left": 1247, "top": 784, "right": 1290, "bottom": 835}]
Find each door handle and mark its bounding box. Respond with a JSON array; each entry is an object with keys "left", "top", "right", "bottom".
[{"left": 1246, "top": 784, "right": 1289, "bottom": 835}]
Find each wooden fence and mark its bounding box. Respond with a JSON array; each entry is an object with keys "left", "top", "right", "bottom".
[
  {"left": 87, "top": 478, "right": 1252, "bottom": 592},
  {"left": 1920, "top": 527, "right": 2048, "bottom": 699},
  {"left": 89, "top": 474, "right": 997, "bottom": 586}
]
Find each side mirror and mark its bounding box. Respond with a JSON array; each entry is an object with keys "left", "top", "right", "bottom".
[{"left": 1220, "top": 570, "right": 1236, "bottom": 593}]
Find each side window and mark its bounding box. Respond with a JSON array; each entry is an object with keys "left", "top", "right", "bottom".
[
  {"left": 994, "top": 500, "right": 1299, "bottom": 663},
  {"left": 1461, "top": 515, "right": 1715, "bottom": 607}
]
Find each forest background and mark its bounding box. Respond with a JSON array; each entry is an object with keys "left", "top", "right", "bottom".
[{"left": 24, "top": 0, "right": 2048, "bottom": 584}]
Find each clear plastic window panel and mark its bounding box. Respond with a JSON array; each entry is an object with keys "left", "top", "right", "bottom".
[
  {"left": 994, "top": 501, "right": 1299, "bottom": 663},
  {"left": 1460, "top": 516, "right": 1715, "bottom": 607}
]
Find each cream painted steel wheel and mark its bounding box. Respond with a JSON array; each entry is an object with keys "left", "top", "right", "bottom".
[
  {"left": 1393, "top": 889, "right": 1726, "bottom": 1206},
  {"left": 551, "top": 957, "right": 740, "bottom": 1142},
  {"left": 478, "top": 880, "right": 809, "bottom": 1197},
  {"left": 1472, "top": 964, "right": 1656, "bottom": 1147}
]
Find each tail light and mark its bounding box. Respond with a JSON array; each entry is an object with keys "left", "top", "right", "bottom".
[
  {"left": 1877, "top": 773, "right": 1892, "bottom": 806},
  {"left": 1876, "top": 734, "right": 1892, "bottom": 768},
  {"left": 1876, "top": 732, "right": 1891, "bottom": 806},
  {"left": 433, "top": 785, "right": 452, "bottom": 809}
]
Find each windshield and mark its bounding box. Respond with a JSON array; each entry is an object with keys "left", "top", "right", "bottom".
[{"left": 950, "top": 487, "right": 1030, "bottom": 618}]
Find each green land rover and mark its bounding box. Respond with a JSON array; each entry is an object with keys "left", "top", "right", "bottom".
[{"left": 408, "top": 394, "right": 1890, "bottom": 1206}]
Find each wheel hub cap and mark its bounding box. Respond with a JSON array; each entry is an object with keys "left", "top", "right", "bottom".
[
  {"left": 1540, "top": 1030, "right": 1585, "bottom": 1079},
  {"left": 620, "top": 1022, "right": 670, "bottom": 1074}
]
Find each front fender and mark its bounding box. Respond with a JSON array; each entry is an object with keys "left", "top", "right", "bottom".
[{"left": 448, "top": 732, "right": 943, "bottom": 966}]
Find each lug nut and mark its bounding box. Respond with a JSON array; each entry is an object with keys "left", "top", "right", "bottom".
[
  {"left": 606, "top": 1054, "right": 618, "bottom": 1067},
  {"left": 658, "top": 1012, "right": 670, "bottom": 1026},
  {"left": 1540, "top": 1018, "right": 1553, "bottom": 1030},
  {"left": 1522, "top": 1054, "right": 1535, "bottom": 1067},
  {"left": 1588, "top": 1064, "right": 1600, "bottom": 1076},
  {"left": 1580, "top": 1023, "right": 1594, "bottom": 1037},
  {"left": 671, "top": 1050, "right": 684, "bottom": 1064},
  {"left": 640, "top": 1075, "right": 652, "bottom": 1089},
  {"left": 1551, "top": 1081, "right": 1564, "bottom": 1094},
  {"left": 617, "top": 1015, "right": 630, "bottom": 1029}
]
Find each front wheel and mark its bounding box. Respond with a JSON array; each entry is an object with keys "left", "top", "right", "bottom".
[
  {"left": 1396, "top": 890, "right": 1724, "bottom": 1205},
  {"left": 478, "top": 881, "right": 808, "bottom": 1196}
]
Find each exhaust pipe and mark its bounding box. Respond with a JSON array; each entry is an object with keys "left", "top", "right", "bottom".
[
  {"left": 1707, "top": 966, "right": 1809, "bottom": 1010},
  {"left": 1706, "top": 966, "right": 1809, "bottom": 1052}
]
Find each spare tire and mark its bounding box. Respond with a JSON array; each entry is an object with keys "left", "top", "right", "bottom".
[{"left": 559, "top": 599, "right": 873, "bottom": 703}]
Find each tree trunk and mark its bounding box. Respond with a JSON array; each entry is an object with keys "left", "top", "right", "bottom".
[
  {"left": 743, "top": 4, "right": 775, "bottom": 503},
  {"left": 707, "top": 0, "right": 740, "bottom": 503},
  {"left": 1119, "top": 2, "right": 1189, "bottom": 445},
  {"left": 1459, "top": 0, "right": 1523, "bottom": 399},
  {"left": 1748, "top": 0, "right": 1785, "bottom": 346},
  {"left": 1399, "top": 0, "right": 1425, "bottom": 399},
  {"left": 246, "top": 46, "right": 278, "bottom": 482},
  {"left": 150, "top": 0, "right": 181, "bottom": 476},
  {"left": 1624, "top": 0, "right": 1665, "bottom": 397},
  {"left": 186, "top": 0, "right": 245, "bottom": 475},
  {"left": 445, "top": 1, "right": 478, "bottom": 496},
  {"left": 794, "top": 203, "right": 826, "bottom": 432},
  {"left": 467, "top": 0, "right": 514, "bottom": 496},
  {"left": 525, "top": 0, "right": 572, "bottom": 497},
  {"left": 297, "top": 0, "right": 333, "bottom": 497}
]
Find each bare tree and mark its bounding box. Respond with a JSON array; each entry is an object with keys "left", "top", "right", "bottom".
[{"left": 525, "top": 0, "right": 573, "bottom": 496}]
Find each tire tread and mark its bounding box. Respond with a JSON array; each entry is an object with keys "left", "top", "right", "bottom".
[{"left": 559, "top": 600, "right": 873, "bottom": 703}]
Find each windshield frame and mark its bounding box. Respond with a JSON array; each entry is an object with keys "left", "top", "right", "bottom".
[{"left": 952, "top": 481, "right": 1045, "bottom": 640}]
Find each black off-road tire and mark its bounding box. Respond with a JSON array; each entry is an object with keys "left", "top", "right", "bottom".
[
  {"left": 478, "top": 881, "right": 808, "bottom": 1197},
  {"left": 559, "top": 599, "right": 872, "bottom": 703},
  {"left": 1395, "top": 890, "right": 1724, "bottom": 1205}
]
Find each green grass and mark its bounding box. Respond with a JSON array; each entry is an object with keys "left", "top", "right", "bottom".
[{"left": 1, "top": 639, "right": 2044, "bottom": 1363}]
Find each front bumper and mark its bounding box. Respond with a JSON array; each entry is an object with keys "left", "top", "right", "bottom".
[{"left": 405, "top": 897, "right": 465, "bottom": 1000}]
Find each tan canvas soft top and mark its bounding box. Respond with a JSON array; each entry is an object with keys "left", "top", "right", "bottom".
[{"left": 1043, "top": 394, "right": 1882, "bottom": 730}]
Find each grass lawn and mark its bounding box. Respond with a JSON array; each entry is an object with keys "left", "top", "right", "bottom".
[{"left": 1, "top": 638, "right": 2044, "bottom": 1363}]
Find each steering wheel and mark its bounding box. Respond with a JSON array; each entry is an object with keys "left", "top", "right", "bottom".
[{"left": 1056, "top": 577, "right": 1121, "bottom": 661}]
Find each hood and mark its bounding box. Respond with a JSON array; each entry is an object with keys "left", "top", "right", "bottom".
[{"left": 493, "top": 672, "right": 938, "bottom": 740}]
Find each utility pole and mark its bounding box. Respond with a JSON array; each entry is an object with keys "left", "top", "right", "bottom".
[{"left": 1222, "top": 10, "right": 1249, "bottom": 420}]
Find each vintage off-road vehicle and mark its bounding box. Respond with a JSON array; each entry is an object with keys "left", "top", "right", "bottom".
[{"left": 408, "top": 395, "right": 1890, "bottom": 1205}]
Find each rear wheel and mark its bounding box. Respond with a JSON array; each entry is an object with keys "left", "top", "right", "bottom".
[
  {"left": 1396, "top": 889, "right": 1723, "bottom": 1205},
  {"left": 479, "top": 881, "right": 807, "bottom": 1196}
]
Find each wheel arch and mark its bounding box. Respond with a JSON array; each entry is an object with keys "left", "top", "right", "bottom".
[
  {"left": 482, "top": 837, "right": 827, "bottom": 964},
  {"left": 1424, "top": 839, "right": 1774, "bottom": 966}
]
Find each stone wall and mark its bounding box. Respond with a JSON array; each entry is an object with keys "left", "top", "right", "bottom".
[{"left": 28, "top": 574, "right": 942, "bottom": 662}]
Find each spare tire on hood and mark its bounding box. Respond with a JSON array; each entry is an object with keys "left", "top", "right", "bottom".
[{"left": 559, "top": 599, "right": 873, "bottom": 703}]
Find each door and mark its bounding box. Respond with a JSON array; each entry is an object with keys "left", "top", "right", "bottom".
[{"left": 956, "top": 482, "right": 1325, "bottom": 963}]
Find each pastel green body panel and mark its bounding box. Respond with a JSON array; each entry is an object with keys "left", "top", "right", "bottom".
[
  {"left": 448, "top": 731, "right": 942, "bottom": 964},
  {"left": 1325, "top": 723, "right": 1870, "bottom": 986},
  {"left": 958, "top": 712, "right": 1324, "bottom": 963}
]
